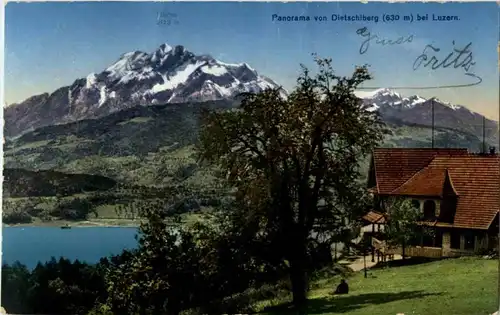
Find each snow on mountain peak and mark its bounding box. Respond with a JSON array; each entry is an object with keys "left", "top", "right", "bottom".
[
  {"left": 151, "top": 60, "right": 206, "bottom": 93},
  {"left": 357, "top": 88, "right": 431, "bottom": 109},
  {"left": 200, "top": 64, "right": 228, "bottom": 76},
  {"left": 356, "top": 89, "right": 472, "bottom": 114},
  {"left": 355, "top": 88, "right": 398, "bottom": 99},
  {"left": 374, "top": 88, "right": 399, "bottom": 97},
  {"left": 433, "top": 98, "right": 463, "bottom": 110},
  {"left": 158, "top": 43, "right": 173, "bottom": 54},
  {"left": 61, "top": 42, "right": 286, "bottom": 115},
  {"left": 85, "top": 73, "right": 97, "bottom": 88}
]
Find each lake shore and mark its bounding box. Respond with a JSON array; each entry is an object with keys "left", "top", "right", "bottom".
[
  {"left": 3, "top": 219, "right": 142, "bottom": 228},
  {"left": 3, "top": 213, "right": 206, "bottom": 228}
]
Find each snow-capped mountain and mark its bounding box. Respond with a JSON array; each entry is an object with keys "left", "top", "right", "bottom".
[
  {"left": 356, "top": 88, "right": 427, "bottom": 111},
  {"left": 5, "top": 43, "right": 284, "bottom": 137},
  {"left": 356, "top": 88, "right": 499, "bottom": 141}
]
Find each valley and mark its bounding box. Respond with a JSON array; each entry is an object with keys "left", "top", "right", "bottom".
[{"left": 4, "top": 95, "right": 497, "bottom": 227}]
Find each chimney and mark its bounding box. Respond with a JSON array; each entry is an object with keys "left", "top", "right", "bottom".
[{"left": 489, "top": 146, "right": 496, "bottom": 155}]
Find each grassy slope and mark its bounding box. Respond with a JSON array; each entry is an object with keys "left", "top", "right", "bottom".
[{"left": 259, "top": 258, "right": 498, "bottom": 315}]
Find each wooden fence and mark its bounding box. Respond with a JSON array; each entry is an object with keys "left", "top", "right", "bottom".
[
  {"left": 405, "top": 246, "right": 442, "bottom": 258},
  {"left": 372, "top": 237, "right": 443, "bottom": 258}
]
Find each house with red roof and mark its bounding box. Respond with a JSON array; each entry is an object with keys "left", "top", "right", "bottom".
[{"left": 364, "top": 147, "right": 499, "bottom": 258}]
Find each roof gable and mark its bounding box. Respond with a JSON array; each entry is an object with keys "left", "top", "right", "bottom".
[
  {"left": 390, "top": 167, "right": 446, "bottom": 197},
  {"left": 371, "top": 148, "right": 469, "bottom": 194},
  {"left": 442, "top": 169, "right": 458, "bottom": 197},
  {"left": 427, "top": 156, "right": 500, "bottom": 229}
]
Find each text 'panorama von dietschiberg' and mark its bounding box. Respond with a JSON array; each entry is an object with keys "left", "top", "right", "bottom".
[{"left": 271, "top": 13, "right": 460, "bottom": 23}]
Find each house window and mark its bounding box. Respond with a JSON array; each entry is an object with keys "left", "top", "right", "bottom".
[
  {"left": 464, "top": 232, "right": 475, "bottom": 251},
  {"left": 423, "top": 200, "right": 436, "bottom": 219},
  {"left": 450, "top": 231, "right": 461, "bottom": 249}
]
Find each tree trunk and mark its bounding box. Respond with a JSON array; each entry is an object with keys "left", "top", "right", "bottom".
[{"left": 289, "top": 256, "right": 308, "bottom": 308}]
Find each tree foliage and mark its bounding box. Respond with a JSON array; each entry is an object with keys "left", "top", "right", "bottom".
[
  {"left": 2, "top": 258, "right": 107, "bottom": 315},
  {"left": 197, "top": 55, "right": 388, "bottom": 306},
  {"left": 383, "top": 197, "right": 435, "bottom": 259},
  {"left": 3, "top": 56, "right": 390, "bottom": 314},
  {"left": 99, "top": 206, "right": 270, "bottom": 314}
]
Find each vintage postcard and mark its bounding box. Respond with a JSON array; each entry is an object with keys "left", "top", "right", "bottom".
[{"left": 2, "top": 2, "right": 499, "bottom": 315}]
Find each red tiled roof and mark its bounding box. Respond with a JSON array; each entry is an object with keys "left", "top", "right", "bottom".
[
  {"left": 426, "top": 156, "right": 500, "bottom": 229},
  {"left": 372, "top": 148, "right": 468, "bottom": 194},
  {"left": 390, "top": 167, "right": 447, "bottom": 197},
  {"left": 371, "top": 148, "right": 499, "bottom": 230}
]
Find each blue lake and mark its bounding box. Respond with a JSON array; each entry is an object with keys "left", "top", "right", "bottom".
[{"left": 2, "top": 227, "right": 139, "bottom": 269}]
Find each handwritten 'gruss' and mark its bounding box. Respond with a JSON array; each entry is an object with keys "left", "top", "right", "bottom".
[{"left": 356, "top": 27, "right": 414, "bottom": 55}]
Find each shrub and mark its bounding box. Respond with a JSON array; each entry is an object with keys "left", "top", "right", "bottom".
[
  {"left": 3, "top": 211, "right": 33, "bottom": 224},
  {"left": 52, "top": 198, "right": 95, "bottom": 220}
]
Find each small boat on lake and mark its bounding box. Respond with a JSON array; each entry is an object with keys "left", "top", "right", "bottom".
[{"left": 61, "top": 224, "right": 72, "bottom": 229}]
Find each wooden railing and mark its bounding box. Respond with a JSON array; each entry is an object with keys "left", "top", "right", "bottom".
[{"left": 372, "top": 237, "right": 442, "bottom": 258}]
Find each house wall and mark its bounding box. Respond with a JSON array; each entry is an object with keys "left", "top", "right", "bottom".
[
  {"left": 487, "top": 214, "right": 499, "bottom": 251},
  {"left": 374, "top": 195, "right": 495, "bottom": 258},
  {"left": 442, "top": 230, "right": 489, "bottom": 257}
]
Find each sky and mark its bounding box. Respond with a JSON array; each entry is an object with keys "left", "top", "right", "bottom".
[{"left": 5, "top": 2, "right": 499, "bottom": 120}]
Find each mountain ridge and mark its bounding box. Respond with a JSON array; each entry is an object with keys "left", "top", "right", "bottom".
[
  {"left": 5, "top": 41, "right": 497, "bottom": 146},
  {"left": 5, "top": 43, "right": 284, "bottom": 137},
  {"left": 356, "top": 88, "right": 499, "bottom": 142}
]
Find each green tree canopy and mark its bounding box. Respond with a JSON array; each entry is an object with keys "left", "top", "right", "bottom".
[
  {"left": 383, "top": 197, "right": 435, "bottom": 259},
  {"left": 197, "top": 56, "right": 388, "bottom": 307}
]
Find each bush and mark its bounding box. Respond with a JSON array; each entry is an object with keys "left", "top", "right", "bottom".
[
  {"left": 27, "top": 207, "right": 44, "bottom": 217},
  {"left": 174, "top": 163, "right": 198, "bottom": 181},
  {"left": 310, "top": 263, "right": 354, "bottom": 284},
  {"left": 206, "top": 280, "right": 291, "bottom": 314},
  {"left": 52, "top": 198, "right": 95, "bottom": 220},
  {"left": 3, "top": 211, "right": 33, "bottom": 224},
  {"left": 477, "top": 247, "right": 498, "bottom": 259}
]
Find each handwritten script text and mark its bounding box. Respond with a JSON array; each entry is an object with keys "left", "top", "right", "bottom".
[
  {"left": 413, "top": 41, "right": 482, "bottom": 87},
  {"left": 356, "top": 27, "right": 414, "bottom": 55}
]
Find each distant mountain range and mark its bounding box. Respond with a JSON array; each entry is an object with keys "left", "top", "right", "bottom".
[
  {"left": 5, "top": 42, "right": 498, "bottom": 147},
  {"left": 5, "top": 43, "right": 283, "bottom": 137},
  {"left": 357, "top": 88, "right": 499, "bottom": 143}
]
